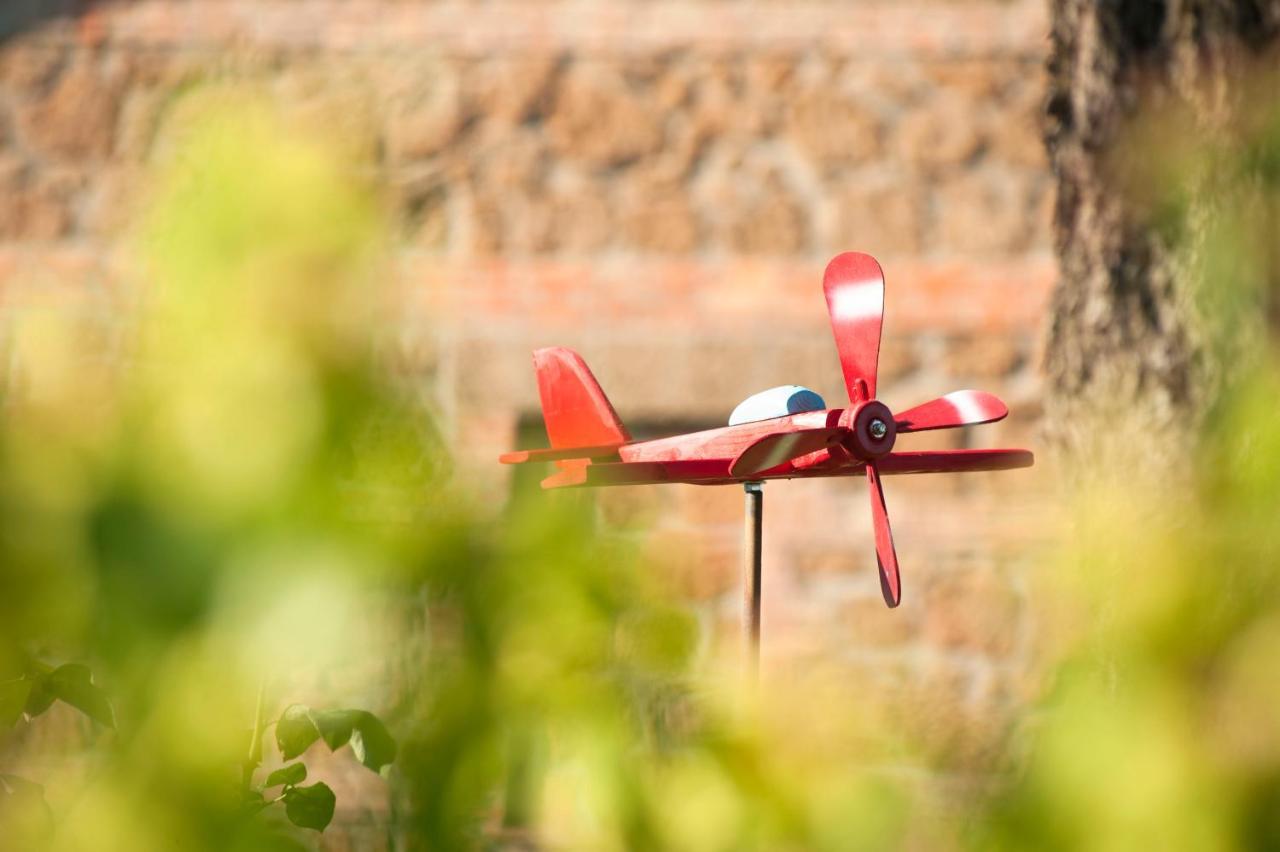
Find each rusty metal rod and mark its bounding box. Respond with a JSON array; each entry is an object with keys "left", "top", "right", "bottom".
[{"left": 743, "top": 481, "right": 764, "bottom": 678}]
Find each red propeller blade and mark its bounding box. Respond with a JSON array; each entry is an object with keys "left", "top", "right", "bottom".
[
  {"left": 730, "top": 427, "right": 846, "bottom": 478},
  {"left": 866, "top": 463, "right": 901, "bottom": 607},
  {"left": 823, "top": 252, "right": 885, "bottom": 403},
  {"left": 894, "top": 390, "right": 1009, "bottom": 433}
]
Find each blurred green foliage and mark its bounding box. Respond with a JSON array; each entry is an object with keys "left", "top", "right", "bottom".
[
  {"left": 973, "top": 63, "right": 1280, "bottom": 852},
  {"left": 0, "top": 91, "right": 431, "bottom": 850},
  {"left": 0, "top": 91, "right": 923, "bottom": 851},
  {"left": 1, "top": 62, "right": 1277, "bottom": 851}
]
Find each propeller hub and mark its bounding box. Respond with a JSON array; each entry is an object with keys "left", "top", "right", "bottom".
[{"left": 843, "top": 400, "right": 897, "bottom": 460}]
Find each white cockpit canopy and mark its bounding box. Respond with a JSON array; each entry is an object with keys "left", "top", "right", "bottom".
[{"left": 728, "top": 385, "right": 827, "bottom": 426}]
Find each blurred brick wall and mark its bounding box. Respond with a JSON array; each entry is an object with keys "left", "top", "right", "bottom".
[{"left": 0, "top": 0, "right": 1053, "bottom": 813}]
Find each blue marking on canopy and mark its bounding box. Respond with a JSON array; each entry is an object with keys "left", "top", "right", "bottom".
[{"left": 728, "top": 385, "right": 827, "bottom": 426}]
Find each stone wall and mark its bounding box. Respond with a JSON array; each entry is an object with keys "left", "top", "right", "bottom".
[{"left": 0, "top": 0, "right": 1055, "bottom": 840}]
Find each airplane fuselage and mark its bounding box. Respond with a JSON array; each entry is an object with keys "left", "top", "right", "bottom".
[{"left": 618, "top": 408, "right": 847, "bottom": 465}]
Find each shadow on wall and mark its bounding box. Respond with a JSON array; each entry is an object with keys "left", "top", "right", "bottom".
[{"left": 0, "top": 0, "right": 98, "bottom": 42}]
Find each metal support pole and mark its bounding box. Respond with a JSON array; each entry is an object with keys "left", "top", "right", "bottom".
[{"left": 743, "top": 481, "right": 764, "bottom": 678}]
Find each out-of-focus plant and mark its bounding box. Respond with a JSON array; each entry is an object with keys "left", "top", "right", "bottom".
[
  {"left": 4, "top": 658, "right": 115, "bottom": 732},
  {"left": 245, "top": 699, "right": 398, "bottom": 833},
  {"left": 0, "top": 87, "right": 426, "bottom": 850},
  {"left": 973, "top": 61, "right": 1280, "bottom": 851},
  {"left": 0, "top": 655, "right": 114, "bottom": 846},
  {"left": 0, "top": 85, "right": 940, "bottom": 852},
  {"left": 386, "top": 501, "right": 923, "bottom": 852}
]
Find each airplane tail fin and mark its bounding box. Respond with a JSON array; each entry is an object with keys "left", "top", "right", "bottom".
[{"left": 533, "top": 347, "right": 631, "bottom": 449}]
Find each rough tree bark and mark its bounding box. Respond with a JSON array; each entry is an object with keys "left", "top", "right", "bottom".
[
  {"left": 1043, "top": 0, "right": 1280, "bottom": 464},
  {"left": 1, "top": 1, "right": 88, "bottom": 41}
]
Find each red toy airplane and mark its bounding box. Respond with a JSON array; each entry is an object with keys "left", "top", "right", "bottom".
[{"left": 501, "top": 252, "right": 1033, "bottom": 608}]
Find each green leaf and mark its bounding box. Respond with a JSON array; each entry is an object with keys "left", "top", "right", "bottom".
[
  {"left": 239, "top": 788, "right": 270, "bottom": 816},
  {"left": 264, "top": 762, "right": 307, "bottom": 788},
  {"left": 309, "top": 709, "right": 355, "bottom": 751},
  {"left": 349, "top": 712, "right": 397, "bottom": 773},
  {"left": 282, "top": 782, "right": 335, "bottom": 832},
  {"left": 22, "top": 674, "right": 56, "bottom": 718},
  {"left": 306, "top": 708, "right": 396, "bottom": 772},
  {"left": 0, "top": 679, "right": 31, "bottom": 728},
  {"left": 276, "top": 705, "right": 320, "bottom": 760},
  {"left": 46, "top": 664, "right": 115, "bottom": 728}
]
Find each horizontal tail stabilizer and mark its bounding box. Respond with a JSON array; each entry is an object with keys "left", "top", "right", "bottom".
[
  {"left": 500, "top": 444, "right": 623, "bottom": 464},
  {"left": 542, "top": 459, "right": 733, "bottom": 489}
]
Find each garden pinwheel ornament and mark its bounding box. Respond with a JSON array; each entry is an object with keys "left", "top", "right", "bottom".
[{"left": 501, "top": 252, "right": 1033, "bottom": 612}]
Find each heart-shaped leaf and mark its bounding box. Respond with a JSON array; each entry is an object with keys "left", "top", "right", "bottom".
[
  {"left": 276, "top": 705, "right": 320, "bottom": 760},
  {"left": 310, "top": 709, "right": 355, "bottom": 751},
  {"left": 45, "top": 665, "right": 115, "bottom": 728},
  {"left": 239, "top": 789, "right": 269, "bottom": 816},
  {"left": 277, "top": 706, "right": 396, "bottom": 774},
  {"left": 283, "top": 782, "right": 335, "bottom": 832},
  {"left": 349, "top": 712, "right": 397, "bottom": 773},
  {"left": 265, "top": 762, "right": 307, "bottom": 788},
  {"left": 22, "top": 674, "right": 56, "bottom": 719}
]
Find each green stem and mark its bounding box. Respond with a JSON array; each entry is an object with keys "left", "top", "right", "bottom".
[{"left": 241, "top": 678, "right": 267, "bottom": 797}]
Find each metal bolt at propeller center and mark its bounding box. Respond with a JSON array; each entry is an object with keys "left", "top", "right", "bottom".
[{"left": 844, "top": 401, "right": 897, "bottom": 460}]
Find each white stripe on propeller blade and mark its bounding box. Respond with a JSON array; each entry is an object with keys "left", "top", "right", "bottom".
[
  {"left": 829, "top": 280, "right": 882, "bottom": 321},
  {"left": 943, "top": 390, "right": 990, "bottom": 423}
]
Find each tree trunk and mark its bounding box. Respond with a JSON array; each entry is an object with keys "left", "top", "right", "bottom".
[{"left": 1042, "top": 0, "right": 1280, "bottom": 465}]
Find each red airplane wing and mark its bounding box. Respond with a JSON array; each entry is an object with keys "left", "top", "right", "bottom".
[
  {"left": 757, "top": 448, "right": 1034, "bottom": 480},
  {"left": 729, "top": 428, "right": 846, "bottom": 478},
  {"left": 875, "top": 449, "right": 1033, "bottom": 475},
  {"left": 538, "top": 448, "right": 1032, "bottom": 489}
]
